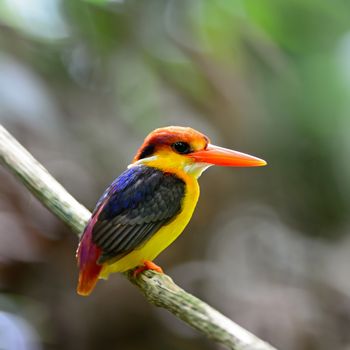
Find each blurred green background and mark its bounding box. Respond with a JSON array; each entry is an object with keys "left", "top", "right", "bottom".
[{"left": 1, "top": 0, "right": 350, "bottom": 349}]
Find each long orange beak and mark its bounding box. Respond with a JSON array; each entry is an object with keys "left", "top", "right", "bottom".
[{"left": 189, "top": 144, "right": 267, "bottom": 167}]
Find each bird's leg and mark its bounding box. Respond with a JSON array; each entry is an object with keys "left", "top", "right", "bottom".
[{"left": 133, "top": 260, "right": 164, "bottom": 277}]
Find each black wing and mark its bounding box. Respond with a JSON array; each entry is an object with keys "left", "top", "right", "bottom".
[{"left": 91, "top": 165, "right": 185, "bottom": 264}]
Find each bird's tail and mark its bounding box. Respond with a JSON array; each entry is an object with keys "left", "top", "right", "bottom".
[{"left": 76, "top": 225, "right": 102, "bottom": 296}]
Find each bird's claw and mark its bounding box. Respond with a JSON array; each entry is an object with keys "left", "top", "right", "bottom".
[{"left": 132, "top": 260, "right": 164, "bottom": 277}]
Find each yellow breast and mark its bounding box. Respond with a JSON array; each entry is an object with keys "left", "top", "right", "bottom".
[{"left": 100, "top": 169, "right": 199, "bottom": 279}]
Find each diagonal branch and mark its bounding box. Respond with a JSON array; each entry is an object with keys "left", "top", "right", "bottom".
[{"left": 0, "top": 124, "right": 277, "bottom": 350}]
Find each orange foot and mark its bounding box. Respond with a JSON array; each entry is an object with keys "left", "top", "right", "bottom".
[{"left": 133, "top": 260, "right": 164, "bottom": 277}]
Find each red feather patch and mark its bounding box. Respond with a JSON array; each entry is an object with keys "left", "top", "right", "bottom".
[{"left": 76, "top": 204, "right": 105, "bottom": 296}]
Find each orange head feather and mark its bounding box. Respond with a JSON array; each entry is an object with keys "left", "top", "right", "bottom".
[{"left": 133, "top": 126, "right": 266, "bottom": 168}]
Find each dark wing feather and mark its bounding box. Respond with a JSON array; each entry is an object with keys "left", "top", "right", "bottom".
[{"left": 91, "top": 165, "right": 185, "bottom": 264}]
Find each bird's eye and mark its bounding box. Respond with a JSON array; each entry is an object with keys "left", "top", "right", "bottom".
[{"left": 172, "top": 141, "right": 191, "bottom": 154}]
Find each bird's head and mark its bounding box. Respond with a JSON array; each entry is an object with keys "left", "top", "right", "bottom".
[{"left": 132, "top": 126, "right": 266, "bottom": 178}]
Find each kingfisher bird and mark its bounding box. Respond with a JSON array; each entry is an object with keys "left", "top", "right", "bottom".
[{"left": 76, "top": 126, "right": 266, "bottom": 296}]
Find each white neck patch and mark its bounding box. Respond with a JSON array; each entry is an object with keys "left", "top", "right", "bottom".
[{"left": 184, "top": 162, "right": 212, "bottom": 178}]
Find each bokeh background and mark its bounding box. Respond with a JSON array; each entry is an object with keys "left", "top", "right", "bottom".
[{"left": 1, "top": 1, "right": 350, "bottom": 349}]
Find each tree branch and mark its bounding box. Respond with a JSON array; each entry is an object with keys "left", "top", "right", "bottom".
[{"left": 0, "top": 124, "right": 277, "bottom": 350}]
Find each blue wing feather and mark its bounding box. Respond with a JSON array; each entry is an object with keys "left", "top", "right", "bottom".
[{"left": 90, "top": 165, "right": 185, "bottom": 264}]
